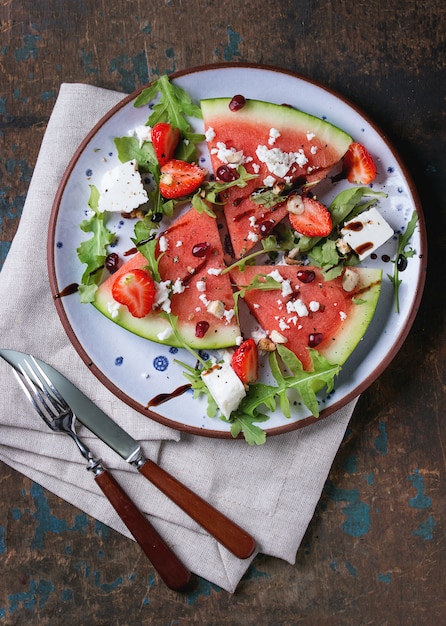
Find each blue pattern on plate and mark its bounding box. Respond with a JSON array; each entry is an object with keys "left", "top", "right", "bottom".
[{"left": 153, "top": 355, "right": 168, "bottom": 371}]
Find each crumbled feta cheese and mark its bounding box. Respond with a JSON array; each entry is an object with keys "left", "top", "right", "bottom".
[
  {"left": 252, "top": 163, "right": 260, "bottom": 174},
  {"left": 172, "top": 278, "right": 185, "bottom": 294},
  {"left": 223, "top": 308, "right": 235, "bottom": 323},
  {"left": 268, "top": 128, "right": 281, "bottom": 145},
  {"left": 201, "top": 361, "right": 246, "bottom": 418},
  {"left": 248, "top": 215, "right": 257, "bottom": 227},
  {"left": 340, "top": 207, "right": 394, "bottom": 260},
  {"left": 309, "top": 300, "right": 320, "bottom": 312},
  {"left": 281, "top": 279, "right": 293, "bottom": 297},
  {"left": 98, "top": 160, "right": 148, "bottom": 213},
  {"left": 205, "top": 127, "right": 216, "bottom": 142},
  {"left": 286, "top": 298, "right": 309, "bottom": 317},
  {"left": 107, "top": 301, "right": 121, "bottom": 319},
  {"left": 263, "top": 175, "right": 276, "bottom": 187},
  {"left": 256, "top": 145, "right": 308, "bottom": 178},
  {"left": 247, "top": 231, "right": 259, "bottom": 242},
  {"left": 207, "top": 267, "right": 221, "bottom": 276},
  {"left": 267, "top": 269, "right": 284, "bottom": 283},
  {"left": 279, "top": 319, "right": 290, "bottom": 331},
  {"left": 270, "top": 329, "right": 288, "bottom": 344},
  {"left": 175, "top": 240, "right": 183, "bottom": 247},
  {"left": 310, "top": 146, "right": 318, "bottom": 155},
  {"left": 213, "top": 142, "right": 245, "bottom": 167},
  {"left": 339, "top": 311, "right": 347, "bottom": 321},
  {"left": 129, "top": 125, "right": 152, "bottom": 146},
  {"left": 157, "top": 326, "right": 173, "bottom": 341},
  {"left": 196, "top": 280, "right": 207, "bottom": 292},
  {"left": 159, "top": 235, "right": 169, "bottom": 252},
  {"left": 154, "top": 280, "right": 171, "bottom": 313},
  {"left": 306, "top": 132, "right": 316, "bottom": 140}
]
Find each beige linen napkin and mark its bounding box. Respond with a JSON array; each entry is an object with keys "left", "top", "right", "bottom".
[{"left": 0, "top": 83, "right": 356, "bottom": 593}]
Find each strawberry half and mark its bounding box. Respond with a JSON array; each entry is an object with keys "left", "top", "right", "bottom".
[
  {"left": 343, "top": 142, "right": 377, "bottom": 185},
  {"left": 231, "top": 338, "right": 259, "bottom": 385},
  {"left": 112, "top": 269, "right": 156, "bottom": 318},
  {"left": 151, "top": 122, "right": 181, "bottom": 166},
  {"left": 159, "top": 159, "right": 206, "bottom": 199},
  {"left": 288, "top": 195, "right": 332, "bottom": 237}
]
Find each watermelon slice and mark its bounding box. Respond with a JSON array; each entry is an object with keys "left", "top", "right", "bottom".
[
  {"left": 229, "top": 265, "right": 382, "bottom": 371},
  {"left": 94, "top": 209, "right": 241, "bottom": 349},
  {"left": 201, "top": 98, "right": 352, "bottom": 258}
]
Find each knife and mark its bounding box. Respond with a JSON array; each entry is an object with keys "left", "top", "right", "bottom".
[{"left": 0, "top": 349, "right": 256, "bottom": 560}]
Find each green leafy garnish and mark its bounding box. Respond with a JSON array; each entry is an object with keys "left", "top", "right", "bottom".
[
  {"left": 178, "top": 345, "right": 340, "bottom": 445},
  {"left": 232, "top": 274, "right": 282, "bottom": 322},
  {"left": 134, "top": 74, "right": 203, "bottom": 134},
  {"left": 113, "top": 136, "right": 157, "bottom": 173},
  {"left": 387, "top": 210, "right": 418, "bottom": 313},
  {"left": 234, "top": 345, "right": 339, "bottom": 423},
  {"left": 191, "top": 165, "right": 258, "bottom": 218},
  {"left": 76, "top": 185, "right": 115, "bottom": 302}
]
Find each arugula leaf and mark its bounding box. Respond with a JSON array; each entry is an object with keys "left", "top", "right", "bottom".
[
  {"left": 113, "top": 136, "right": 157, "bottom": 173},
  {"left": 229, "top": 414, "right": 269, "bottom": 446},
  {"left": 76, "top": 185, "right": 115, "bottom": 302},
  {"left": 297, "top": 187, "right": 388, "bottom": 255},
  {"left": 387, "top": 210, "right": 418, "bottom": 313},
  {"left": 134, "top": 74, "right": 202, "bottom": 135},
  {"left": 232, "top": 274, "right": 281, "bottom": 322}
]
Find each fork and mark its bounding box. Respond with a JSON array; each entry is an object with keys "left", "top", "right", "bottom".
[{"left": 13, "top": 356, "right": 192, "bottom": 591}]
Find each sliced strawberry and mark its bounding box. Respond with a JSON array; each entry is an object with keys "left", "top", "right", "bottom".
[
  {"left": 112, "top": 269, "right": 156, "bottom": 318},
  {"left": 288, "top": 195, "right": 332, "bottom": 237},
  {"left": 159, "top": 159, "right": 206, "bottom": 199},
  {"left": 231, "top": 338, "right": 259, "bottom": 385},
  {"left": 151, "top": 122, "right": 181, "bottom": 166},
  {"left": 343, "top": 142, "right": 377, "bottom": 185}
]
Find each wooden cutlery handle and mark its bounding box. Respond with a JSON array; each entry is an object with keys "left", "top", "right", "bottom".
[
  {"left": 94, "top": 469, "right": 191, "bottom": 591},
  {"left": 138, "top": 459, "right": 256, "bottom": 560}
]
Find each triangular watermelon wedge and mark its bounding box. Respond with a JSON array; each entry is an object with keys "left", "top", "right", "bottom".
[
  {"left": 229, "top": 264, "right": 381, "bottom": 370},
  {"left": 201, "top": 98, "right": 352, "bottom": 258},
  {"left": 94, "top": 208, "right": 241, "bottom": 349}
]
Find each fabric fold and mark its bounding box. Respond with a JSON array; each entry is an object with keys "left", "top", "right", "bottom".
[{"left": 0, "top": 83, "right": 356, "bottom": 593}]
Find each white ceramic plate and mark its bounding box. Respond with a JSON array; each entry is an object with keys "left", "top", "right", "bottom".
[{"left": 48, "top": 64, "right": 427, "bottom": 438}]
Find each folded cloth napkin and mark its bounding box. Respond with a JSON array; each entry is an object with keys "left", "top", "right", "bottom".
[{"left": 0, "top": 83, "right": 356, "bottom": 593}]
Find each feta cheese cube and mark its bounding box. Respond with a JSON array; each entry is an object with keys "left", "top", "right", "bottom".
[
  {"left": 340, "top": 207, "right": 394, "bottom": 260},
  {"left": 201, "top": 361, "right": 246, "bottom": 418},
  {"left": 98, "top": 160, "right": 148, "bottom": 213}
]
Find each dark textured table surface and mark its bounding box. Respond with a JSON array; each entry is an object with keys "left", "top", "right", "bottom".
[{"left": 1, "top": 1, "right": 445, "bottom": 624}]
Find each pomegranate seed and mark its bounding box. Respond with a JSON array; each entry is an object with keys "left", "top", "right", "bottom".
[
  {"left": 195, "top": 320, "right": 210, "bottom": 338},
  {"left": 297, "top": 269, "right": 316, "bottom": 283},
  {"left": 229, "top": 94, "right": 246, "bottom": 111},
  {"left": 216, "top": 164, "right": 239, "bottom": 182},
  {"left": 192, "top": 242, "right": 211, "bottom": 258},
  {"left": 105, "top": 252, "right": 119, "bottom": 273},
  {"left": 259, "top": 219, "right": 276, "bottom": 236},
  {"left": 308, "top": 332, "right": 323, "bottom": 348}
]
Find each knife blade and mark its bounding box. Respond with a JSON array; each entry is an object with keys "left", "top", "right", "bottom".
[{"left": 0, "top": 349, "right": 256, "bottom": 559}]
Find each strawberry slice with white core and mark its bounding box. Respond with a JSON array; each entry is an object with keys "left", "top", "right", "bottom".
[
  {"left": 112, "top": 269, "right": 156, "bottom": 318},
  {"left": 288, "top": 194, "right": 332, "bottom": 237},
  {"left": 151, "top": 122, "right": 181, "bottom": 166},
  {"left": 231, "top": 338, "right": 259, "bottom": 385},
  {"left": 343, "top": 142, "right": 377, "bottom": 185},
  {"left": 159, "top": 159, "right": 205, "bottom": 199}
]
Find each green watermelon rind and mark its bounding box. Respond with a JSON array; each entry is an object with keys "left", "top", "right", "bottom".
[
  {"left": 93, "top": 288, "right": 241, "bottom": 350},
  {"left": 200, "top": 97, "right": 353, "bottom": 156}
]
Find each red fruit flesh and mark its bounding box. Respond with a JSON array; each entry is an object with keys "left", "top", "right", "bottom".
[
  {"left": 151, "top": 123, "right": 181, "bottom": 166},
  {"left": 112, "top": 269, "right": 156, "bottom": 318},
  {"left": 159, "top": 159, "right": 205, "bottom": 199},
  {"left": 343, "top": 142, "right": 377, "bottom": 185},
  {"left": 231, "top": 338, "right": 259, "bottom": 384},
  {"left": 288, "top": 196, "right": 332, "bottom": 237}
]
